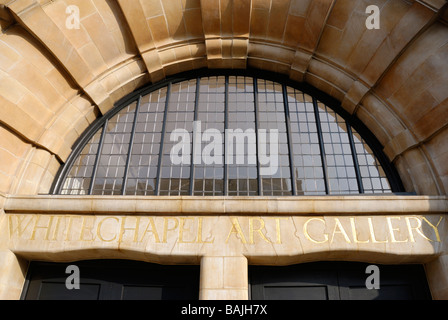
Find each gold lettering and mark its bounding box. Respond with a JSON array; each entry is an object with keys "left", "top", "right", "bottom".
[
  {"left": 405, "top": 217, "right": 427, "bottom": 242},
  {"left": 249, "top": 218, "right": 271, "bottom": 244},
  {"left": 387, "top": 217, "right": 408, "bottom": 243},
  {"left": 367, "top": 217, "right": 387, "bottom": 243},
  {"left": 30, "top": 215, "right": 54, "bottom": 240},
  {"left": 226, "top": 218, "right": 247, "bottom": 244},
  {"left": 8, "top": 215, "right": 34, "bottom": 238},
  {"left": 330, "top": 218, "right": 351, "bottom": 243},
  {"left": 422, "top": 216, "right": 443, "bottom": 242},
  {"left": 96, "top": 217, "right": 119, "bottom": 242},
  {"left": 179, "top": 218, "right": 196, "bottom": 244},
  {"left": 350, "top": 218, "right": 369, "bottom": 243},
  {"left": 79, "top": 216, "right": 95, "bottom": 241},
  {"left": 9, "top": 214, "right": 441, "bottom": 249},
  {"left": 119, "top": 216, "right": 140, "bottom": 243},
  {"left": 197, "top": 217, "right": 214, "bottom": 244},
  {"left": 163, "top": 218, "right": 179, "bottom": 243},
  {"left": 303, "top": 218, "right": 328, "bottom": 244},
  {"left": 266, "top": 218, "right": 287, "bottom": 244},
  {"left": 64, "top": 216, "right": 76, "bottom": 241},
  {"left": 50, "top": 216, "right": 63, "bottom": 241},
  {"left": 139, "top": 217, "right": 160, "bottom": 243}
]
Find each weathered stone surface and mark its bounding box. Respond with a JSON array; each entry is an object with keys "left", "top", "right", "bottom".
[{"left": 0, "top": 0, "right": 447, "bottom": 300}]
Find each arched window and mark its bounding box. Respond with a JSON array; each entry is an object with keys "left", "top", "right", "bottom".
[{"left": 52, "top": 72, "right": 403, "bottom": 196}]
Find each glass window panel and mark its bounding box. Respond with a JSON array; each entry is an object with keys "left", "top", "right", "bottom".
[
  {"left": 193, "top": 76, "right": 225, "bottom": 196},
  {"left": 227, "top": 76, "right": 258, "bottom": 196},
  {"left": 60, "top": 129, "right": 103, "bottom": 195},
  {"left": 158, "top": 80, "right": 196, "bottom": 195},
  {"left": 318, "top": 103, "right": 359, "bottom": 195},
  {"left": 125, "top": 89, "right": 167, "bottom": 195},
  {"left": 352, "top": 131, "right": 392, "bottom": 193},
  {"left": 58, "top": 75, "right": 398, "bottom": 197},
  {"left": 91, "top": 102, "right": 137, "bottom": 195},
  {"left": 287, "top": 88, "right": 325, "bottom": 195},
  {"left": 256, "top": 79, "right": 292, "bottom": 196}
]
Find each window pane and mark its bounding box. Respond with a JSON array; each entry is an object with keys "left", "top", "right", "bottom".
[
  {"left": 193, "top": 77, "right": 225, "bottom": 196},
  {"left": 258, "top": 79, "right": 292, "bottom": 196},
  {"left": 318, "top": 103, "right": 359, "bottom": 195},
  {"left": 287, "top": 88, "right": 325, "bottom": 195},
  {"left": 158, "top": 80, "right": 196, "bottom": 195},
  {"left": 125, "top": 88, "right": 167, "bottom": 195},
  {"left": 57, "top": 75, "right": 398, "bottom": 197},
  {"left": 227, "top": 76, "right": 258, "bottom": 196},
  {"left": 60, "top": 130, "right": 103, "bottom": 195},
  {"left": 91, "top": 103, "right": 137, "bottom": 195},
  {"left": 352, "top": 131, "right": 392, "bottom": 194}
]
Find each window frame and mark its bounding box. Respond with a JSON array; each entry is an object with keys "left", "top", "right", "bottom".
[{"left": 50, "top": 69, "right": 405, "bottom": 195}]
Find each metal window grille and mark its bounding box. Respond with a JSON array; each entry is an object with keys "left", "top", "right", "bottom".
[{"left": 54, "top": 73, "right": 402, "bottom": 196}]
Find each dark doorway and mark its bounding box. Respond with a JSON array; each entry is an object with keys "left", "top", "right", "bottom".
[
  {"left": 250, "top": 262, "right": 432, "bottom": 300},
  {"left": 22, "top": 260, "right": 200, "bottom": 300}
]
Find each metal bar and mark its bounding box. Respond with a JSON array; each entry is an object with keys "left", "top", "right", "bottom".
[
  {"left": 223, "top": 76, "right": 229, "bottom": 196},
  {"left": 155, "top": 82, "right": 171, "bottom": 196},
  {"left": 189, "top": 78, "right": 200, "bottom": 196},
  {"left": 121, "top": 96, "right": 141, "bottom": 195},
  {"left": 346, "top": 122, "right": 365, "bottom": 194},
  {"left": 253, "top": 77, "right": 262, "bottom": 195},
  {"left": 88, "top": 120, "right": 108, "bottom": 195},
  {"left": 282, "top": 84, "right": 298, "bottom": 196},
  {"left": 312, "top": 97, "right": 330, "bottom": 195}
]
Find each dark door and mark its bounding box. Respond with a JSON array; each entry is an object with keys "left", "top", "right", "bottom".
[
  {"left": 250, "top": 262, "right": 432, "bottom": 300},
  {"left": 22, "top": 260, "right": 200, "bottom": 300}
]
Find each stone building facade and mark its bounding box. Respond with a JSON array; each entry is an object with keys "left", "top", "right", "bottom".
[{"left": 0, "top": 0, "right": 447, "bottom": 300}]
